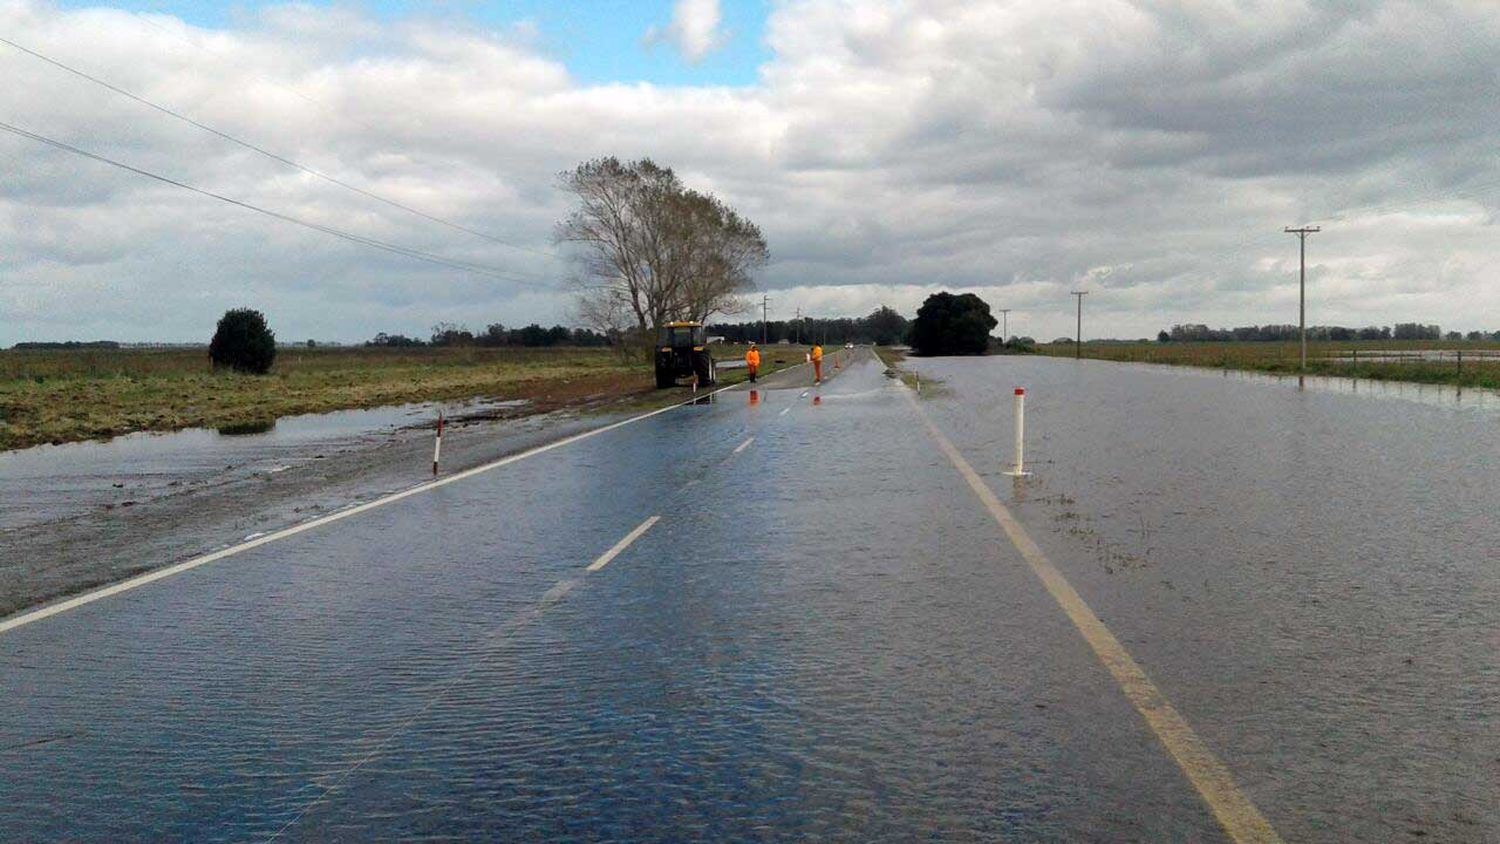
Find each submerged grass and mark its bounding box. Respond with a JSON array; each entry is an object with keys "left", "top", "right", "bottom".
[
  {"left": 1034, "top": 340, "right": 1500, "bottom": 390},
  {"left": 873, "top": 346, "right": 947, "bottom": 397}
]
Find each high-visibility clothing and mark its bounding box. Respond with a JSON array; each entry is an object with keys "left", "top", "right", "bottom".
[
  {"left": 810, "top": 345, "right": 823, "bottom": 361},
  {"left": 746, "top": 349, "right": 761, "bottom": 367}
]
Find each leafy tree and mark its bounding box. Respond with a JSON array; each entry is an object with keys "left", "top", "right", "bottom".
[
  {"left": 430, "top": 323, "right": 475, "bottom": 346},
  {"left": 1394, "top": 322, "right": 1440, "bottom": 340},
  {"left": 909, "top": 291, "right": 998, "bottom": 356},
  {"left": 1157, "top": 330, "right": 1170, "bottom": 343},
  {"left": 866, "top": 305, "right": 909, "bottom": 345},
  {"left": 209, "top": 308, "right": 276, "bottom": 374}
]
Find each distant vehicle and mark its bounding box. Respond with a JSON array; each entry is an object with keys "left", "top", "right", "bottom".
[
  {"left": 845, "top": 342, "right": 854, "bottom": 349},
  {"left": 654, "top": 321, "right": 717, "bottom": 388}
]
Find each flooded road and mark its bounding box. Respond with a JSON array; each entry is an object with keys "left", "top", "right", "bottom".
[{"left": 1, "top": 352, "right": 1495, "bottom": 840}]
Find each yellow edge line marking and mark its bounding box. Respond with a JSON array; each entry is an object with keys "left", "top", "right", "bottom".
[
  {"left": 586, "top": 516, "right": 660, "bottom": 573},
  {"left": 733, "top": 436, "right": 755, "bottom": 454},
  {"left": 872, "top": 351, "right": 1281, "bottom": 844},
  {"left": 1, "top": 383, "right": 745, "bottom": 635}
]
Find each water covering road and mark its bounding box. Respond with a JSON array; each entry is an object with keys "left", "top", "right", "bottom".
[{"left": 2, "top": 351, "right": 1495, "bottom": 841}]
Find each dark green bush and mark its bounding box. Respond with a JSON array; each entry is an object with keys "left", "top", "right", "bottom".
[
  {"left": 209, "top": 308, "right": 276, "bottom": 374},
  {"left": 910, "top": 292, "right": 998, "bottom": 356}
]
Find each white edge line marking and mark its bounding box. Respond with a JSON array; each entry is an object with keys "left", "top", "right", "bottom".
[
  {"left": 1, "top": 383, "right": 745, "bottom": 635},
  {"left": 586, "top": 516, "right": 660, "bottom": 572},
  {"left": 733, "top": 436, "right": 755, "bottom": 454}
]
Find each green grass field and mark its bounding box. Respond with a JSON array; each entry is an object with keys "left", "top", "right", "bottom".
[
  {"left": 0, "top": 343, "right": 809, "bottom": 451},
  {"left": 1034, "top": 339, "right": 1500, "bottom": 389}
]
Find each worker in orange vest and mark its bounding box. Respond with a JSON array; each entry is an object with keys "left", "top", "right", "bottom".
[
  {"left": 811, "top": 343, "right": 824, "bottom": 384},
  {"left": 745, "top": 342, "right": 761, "bottom": 383}
]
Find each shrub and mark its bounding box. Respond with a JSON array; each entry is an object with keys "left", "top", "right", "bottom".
[
  {"left": 209, "top": 308, "right": 276, "bottom": 374},
  {"left": 909, "top": 291, "right": 998, "bottom": 356}
]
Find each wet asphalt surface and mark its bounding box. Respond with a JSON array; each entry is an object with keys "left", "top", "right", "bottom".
[{"left": 2, "top": 350, "right": 1496, "bottom": 841}]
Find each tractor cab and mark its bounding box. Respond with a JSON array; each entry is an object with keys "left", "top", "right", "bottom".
[{"left": 654, "top": 321, "right": 717, "bottom": 388}]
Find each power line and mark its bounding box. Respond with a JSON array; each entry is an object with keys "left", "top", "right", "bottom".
[
  {"left": 0, "top": 119, "right": 552, "bottom": 284},
  {"left": 0, "top": 35, "right": 560, "bottom": 261}
]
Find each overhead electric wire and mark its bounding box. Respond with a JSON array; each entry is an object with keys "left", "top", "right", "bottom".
[
  {"left": 0, "top": 35, "right": 560, "bottom": 261},
  {"left": 0, "top": 119, "right": 551, "bottom": 284}
]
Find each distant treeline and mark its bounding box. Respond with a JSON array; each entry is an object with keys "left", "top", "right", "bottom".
[
  {"left": 1160, "top": 323, "right": 1500, "bottom": 342},
  {"left": 11, "top": 340, "right": 122, "bottom": 350},
  {"left": 708, "top": 306, "right": 910, "bottom": 345},
  {"left": 366, "top": 305, "right": 917, "bottom": 349},
  {"left": 367, "top": 323, "right": 615, "bottom": 348}
]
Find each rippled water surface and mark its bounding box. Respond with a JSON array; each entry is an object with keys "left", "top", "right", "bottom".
[{"left": 1, "top": 355, "right": 1495, "bottom": 841}]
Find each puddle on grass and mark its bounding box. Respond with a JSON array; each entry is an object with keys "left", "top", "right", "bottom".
[{"left": 0, "top": 398, "right": 528, "bottom": 530}]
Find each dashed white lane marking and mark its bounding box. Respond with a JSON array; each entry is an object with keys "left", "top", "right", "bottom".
[
  {"left": 871, "top": 348, "right": 1281, "bottom": 844},
  {"left": 779, "top": 407, "right": 791, "bottom": 417},
  {"left": 732, "top": 436, "right": 755, "bottom": 454},
  {"left": 585, "top": 516, "right": 660, "bottom": 573},
  {"left": 1, "top": 383, "right": 743, "bottom": 636}
]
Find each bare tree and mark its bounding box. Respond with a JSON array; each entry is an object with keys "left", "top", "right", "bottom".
[{"left": 556, "top": 157, "right": 767, "bottom": 341}]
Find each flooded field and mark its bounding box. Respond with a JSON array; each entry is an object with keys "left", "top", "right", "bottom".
[{"left": 0, "top": 398, "right": 525, "bottom": 530}]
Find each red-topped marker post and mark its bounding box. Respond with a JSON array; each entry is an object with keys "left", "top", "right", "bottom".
[{"left": 1004, "top": 387, "right": 1031, "bottom": 477}]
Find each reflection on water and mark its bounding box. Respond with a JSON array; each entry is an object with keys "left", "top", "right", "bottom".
[{"left": 215, "top": 419, "right": 277, "bottom": 436}]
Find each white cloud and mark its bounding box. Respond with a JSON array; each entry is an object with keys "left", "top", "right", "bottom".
[
  {"left": 2, "top": 0, "right": 1500, "bottom": 346},
  {"left": 645, "top": 0, "right": 728, "bottom": 64}
]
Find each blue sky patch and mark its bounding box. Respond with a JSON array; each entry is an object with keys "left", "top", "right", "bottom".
[{"left": 59, "top": 0, "right": 772, "bottom": 86}]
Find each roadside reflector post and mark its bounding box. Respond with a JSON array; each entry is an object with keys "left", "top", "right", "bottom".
[
  {"left": 1005, "top": 387, "right": 1031, "bottom": 477},
  {"left": 432, "top": 410, "right": 444, "bottom": 476}
]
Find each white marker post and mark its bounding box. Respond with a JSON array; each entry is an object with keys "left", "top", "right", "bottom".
[
  {"left": 1005, "top": 387, "right": 1031, "bottom": 477},
  {"left": 432, "top": 410, "right": 444, "bottom": 476}
]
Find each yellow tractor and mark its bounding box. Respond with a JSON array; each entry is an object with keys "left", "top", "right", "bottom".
[{"left": 654, "top": 321, "right": 717, "bottom": 388}]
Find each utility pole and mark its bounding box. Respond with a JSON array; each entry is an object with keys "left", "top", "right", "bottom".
[
  {"left": 1285, "top": 226, "right": 1321, "bottom": 371},
  {"left": 1070, "top": 292, "right": 1087, "bottom": 359},
  {"left": 760, "top": 295, "right": 770, "bottom": 344},
  {"left": 998, "top": 308, "right": 1011, "bottom": 343},
  {"left": 794, "top": 307, "right": 801, "bottom": 345}
]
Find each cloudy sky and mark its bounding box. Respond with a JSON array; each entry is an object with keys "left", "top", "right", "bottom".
[{"left": 2, "top": 0, "right": 1498, "bottom": 346}]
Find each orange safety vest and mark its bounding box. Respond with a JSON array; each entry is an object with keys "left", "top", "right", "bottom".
[
  {"left": 811, "top": 345, "right": 823, "bottom": 361},
  {"left": 746, "top": 348, "right": 761, "bottom": 367}
]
